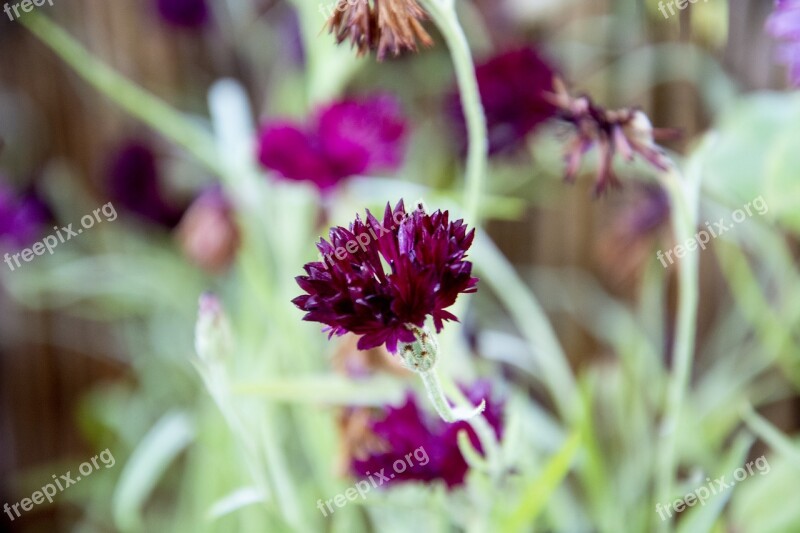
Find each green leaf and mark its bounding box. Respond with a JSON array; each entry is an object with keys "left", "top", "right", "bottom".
[{"left": 112, "top": 411, "right": 195, "bottom": 532}]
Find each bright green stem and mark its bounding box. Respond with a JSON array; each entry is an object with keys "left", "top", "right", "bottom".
[
  {"left": 654, "top": 164, "right": 700, "bottom": 533},
  {"left": 419, "top": 368, "right": 486, "bottom": 423},
  {"left": 421, "top": 0, "right": 488, "bottom": 224},
  {"left": 20, "top": 13, "right": 223, "bottom": 177}
]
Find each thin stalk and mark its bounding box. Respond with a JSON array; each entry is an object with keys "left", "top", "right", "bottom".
[
  {"left": 20, "top": 13, "right": 223, "bottom": 177},
  {"left": 419, "top": 368, "right": 486, "bottom": 423},
  {"left": 653, "top": 163, "right": 700, "bottom": 533},
  {"left": 421, "top": 0, "right": 488, "bottom": 224}
]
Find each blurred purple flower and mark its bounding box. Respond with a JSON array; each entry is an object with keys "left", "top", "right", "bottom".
[
  {"left": 351, "top": 381, "right": 503, "bottom": 488},
  {"left": 0, "top": 182, "right": 49, "bottom": 249},
  {"left": 155, "top": 0, "right": 210, "bottom": 29},
  {"left": 449, "top": 47, "right": 557, "bottom": 155},
  {"left": 106, "top": 141, "right": 186, "bottom": 228},
  {"left": 766, "top": 0, "right": 800, "bottom": 85},
  {"left": 257, "top": 95, "right": 408, "bottom": 193},
  {"left": 292, "top": 200, "right": 478, "bottom": 353}
]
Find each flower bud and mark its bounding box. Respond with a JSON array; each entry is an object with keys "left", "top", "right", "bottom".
[
  {"left": 194, "top": 293, "right": 233, "bottom": 363},
  {"left": 176, "top": 187, "right": 239, "bottom": 274},
  {"left": 398, "top": 324, "right": 438, "bottom": 373}
]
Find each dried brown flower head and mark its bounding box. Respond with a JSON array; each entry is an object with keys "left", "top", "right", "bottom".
[{"left": 326, "top": 0, "right": 434, "bottom": 61}]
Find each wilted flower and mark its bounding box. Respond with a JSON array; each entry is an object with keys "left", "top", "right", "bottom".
[
  {"left": 258, "top": 95, "right": 408, "bottom": 193},
  {"left": 176, "top": 186, "right": 239, "bottom": 274},
  {"left": 155, "top": 0, "right": 209, "bottom": 29},
  {"left": 326, "top": 0, "right": 433, "bottom": 61},
  {"left": 548, "top": 79, "right": 673, "bottom": 195},
  {"left": 449, "top": 47, "right": 557, "bottom": 155},
  {"left": 0, "top": 182, "right": 49, "bottom": 249},
  {"left": 349, "top": 381, "right": 503, "bottom": 488},
  {"left": 766, "top": 0, "right": 800, "bottom": 85},
  {"left": 106, "top": 140, "right": 186, "bottom": 228},
  {"left": 292, "top": 200, "right": 478, "bottom": 353}
]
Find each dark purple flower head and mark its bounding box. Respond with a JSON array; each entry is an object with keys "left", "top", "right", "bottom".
[
  {"left": 351, "top": 381, "right": 503, "bottom": 488},
  {"left": 292, "top": 200, "right": 478, "bottom": 353},
  {"left": 449, "top": 47, "right": 557, "bottom": 156},
  {"left": 155, "top": 0, "right": 209, "bottom": 29},
  {"left": 548, "top": 79, "right": 675, "bottom": 195},
  {"left": 258, "top": 95, "right": 408, "bottom": 193},
  {"left": 0, "top": 183, "right": 49, "bottom": 249},
  {"left": 106, "top": 140, "right": 186, "bottom": 228},
  {"left": 767, "top": 0, "right": 800, "bottom": 85}
]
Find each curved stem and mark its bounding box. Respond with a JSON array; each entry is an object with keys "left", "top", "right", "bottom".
[
  {"left": 419, "top": 368, "right": 486, "bottom": 423},
  {"left": 421, "top": 0, "right": 488, "bottom": 224},
  {"left": 654, "top": 163, "right": 700, "bottom": 533}
]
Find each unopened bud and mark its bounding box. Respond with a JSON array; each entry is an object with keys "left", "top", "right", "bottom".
[
  {"left": 176, "top": 187, "right": 239, "bottom": 274},
  {"left": 398, "top": 324, "right": 437, "bottom": 372},
  {"left": 194, "top": 293, "right": 233, "bottom": 362}
]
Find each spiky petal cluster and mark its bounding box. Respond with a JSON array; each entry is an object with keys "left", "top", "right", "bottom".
[
  {"left": 548, "top": 79, "right": 674, "bottom": 195},
  {"left": 766, "top": 0, "right": 800, "bottom": 85},
  {"left": 350, "top": 381, "right": 503, "bottom": 488},
  {"left": 292, "top": 200, "right": 478, "bottom": 353},
  {"left": 326, "top": 0, "right": 433, "bottom": 61}
]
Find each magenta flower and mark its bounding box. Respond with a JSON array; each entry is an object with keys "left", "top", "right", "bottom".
[
  {"left": 351, "top": 381, "right": 503, "bottom": 488},
  {"left": 292, "top": 200, "right": 478, "bottom": 353},
  {"left": 155, "top": 0, "right": 209, "bottom": 29},
  {"left": 257, "top": 95, "right": 408, "bottom": 193},
  {"left": 106, "top": 140, "right": 187, "bottom": 228},
  {"left": 766, "top": 0, "right": 800, "bottom": 85},
  {"left": 0, "top": 183, "right": 49, "bottom": 249},
  {"left": 449, "top": 47, "right": 557, "bottom": 155}
]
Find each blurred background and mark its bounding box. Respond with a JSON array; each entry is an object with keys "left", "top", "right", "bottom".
[{"left": 1, "top": 0, "right": 799, "bottom": 532}]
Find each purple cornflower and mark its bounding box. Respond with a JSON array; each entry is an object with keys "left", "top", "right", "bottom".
[
  {"left": 0, "top": 183, "right": 49, "bottom": 249},
  {"left": 449, "top": 47, "right": 557, "bottom": 155},
  {"left": 155, "top": 0, "right": 210, "bottom": 29},
  {"left": 106, "top": 140, "right": 186, "bottom": 228},
  {"left": 292, "top": 200, "right": 478, "bottom": 353},
  {"left": 350, "top": 381, "right": 503, "bottom": 488},
  {"left": 258, "top": 95, "right": 408, "bottom": 193},
  {"left": 766, "top": 0, "right": 800, "bottom": 85}
]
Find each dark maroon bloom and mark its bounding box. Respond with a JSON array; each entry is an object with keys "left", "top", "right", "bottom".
[
  {"left": 548, "top": 79, "right": 673, "bottom": 195},
  {"left": 258, "top": 95, "right": 408, "bottom": 193},
  {"left": 155, "top": 0, "right": 209, "bottom": 29},
  {"left": 0, "top": 182, "right": 48, "bottom": 249},
  {"left": 292, "top": 200, "right": 478, "bottom": 353},
  {"left": 449, "top": 47, "right": 557, "bottom": 155},
  {"left": 351, "top": 381, "right": 503, "bottom": 488},
  {"left": 106, "top": 140, "right": 186, "bottom": 228},
  {"left": 766, "top": 0, "right": 800, "bottom": 85}
]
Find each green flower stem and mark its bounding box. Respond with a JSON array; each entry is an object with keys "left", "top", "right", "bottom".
[
  {"left": 654, "top": 163, "right": 700, "bottom": 533},
  {"left": 421, "top": 0, "right": 488, "bottom": 224},
  {"left": 419, "top": 368, "right": 486, "bottom": 423},
  {"left": 20, "top": 13, "right": 223, "bottom": 177}
]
